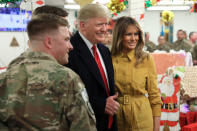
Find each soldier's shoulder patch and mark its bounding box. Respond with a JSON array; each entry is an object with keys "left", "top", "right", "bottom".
[
  {"left": 80, "top": 88, "right": 95, "bottom": 116},
  {"left": 81, "top": 87, "right": 88, "bottom": 103}
]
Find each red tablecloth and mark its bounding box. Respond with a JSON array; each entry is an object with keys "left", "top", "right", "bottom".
[
  {"left": 180, "top": 112, "right": 197, "bottom": 131},
  {"left": 182, "top": 122, "right": 197, "bottom": 131},
  {"left": 180, "top": 112, "right": 187, "bottom": 128}
]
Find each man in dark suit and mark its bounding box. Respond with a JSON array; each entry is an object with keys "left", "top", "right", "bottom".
[{"left": 66, "top": 4, "right": 120, "bottom": 131}]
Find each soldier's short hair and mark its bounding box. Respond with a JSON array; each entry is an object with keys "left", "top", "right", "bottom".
[
  {"left": 189, "top": 32, "right": 196, "bottom": 39},
  {"left": 177, "top": 29, "right": 184, "bottom": 33},
  {"left": 33, "top": 5, "right": 68, "bottom": 17},
  {"left": 77, "top": 4, "right": 110, "bottom": 24},
  {"left": 27, "top": 14, "right": 69, "bottom": 40}
]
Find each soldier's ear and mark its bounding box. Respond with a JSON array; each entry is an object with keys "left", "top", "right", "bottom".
[{"left": 44, "top": 35, "right": 53, "bottom": 49}]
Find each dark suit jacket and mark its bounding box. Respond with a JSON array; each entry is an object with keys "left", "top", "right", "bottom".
[{"left": 66, "top": 32, "right": 117, "bottom": 131}]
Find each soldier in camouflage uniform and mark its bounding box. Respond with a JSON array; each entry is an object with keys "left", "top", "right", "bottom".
[
  {"left": 188, "top": 32, "right": 197, "bottom": 47},
  {"left": 144, "top": 32, "right": 157, "bottom": 52},
  {"left": 156, "top": 35, "right": 171, "bottom": 52},
  {"left": 173, "top": 29, "right": 193, "bottom": 52},
  {"left": 0, "top": 14, "right": 96, "bottom": 131},
  {"left": 190, "top": 32, "right": 197, "bottom": 65},
  {"left": 192, "top": 44, "right": 197, "bottom": 65}
]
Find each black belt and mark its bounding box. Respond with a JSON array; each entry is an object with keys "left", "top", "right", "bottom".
[{"left": 161, "top": 103, "right": 178, "bottom": 110}]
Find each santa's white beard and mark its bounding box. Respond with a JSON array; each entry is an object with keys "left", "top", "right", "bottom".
[{"left": 159, "top": 77, "right": 175, "bottom": 97}]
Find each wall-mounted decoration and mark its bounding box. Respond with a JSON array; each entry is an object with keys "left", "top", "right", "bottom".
[
  {"left": 10, "top": 36, "right": 19, "bottom": 47},
  {"left": 36, "top": 0, "right": 44, "bottom": 5},
  {"left": 160, "top": 10, "right": 174, "bottom": 43},
  {"left": 107, "top": 0, "right": 128, "bottom": 16}
]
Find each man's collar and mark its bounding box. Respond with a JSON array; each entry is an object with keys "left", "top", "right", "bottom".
[{"left": 79, "top": 31, "right": 95, "bottom": 50}]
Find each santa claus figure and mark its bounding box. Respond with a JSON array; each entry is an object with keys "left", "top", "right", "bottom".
[{"left": 158, "top": 71, "right": 181, "bottom": 131}]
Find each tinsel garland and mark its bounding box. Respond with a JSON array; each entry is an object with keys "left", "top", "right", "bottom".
[
  {"left": 145, "top": 0, "right": 160, "bottom": 8},
  {"left": 190, "top": 2, "right": 197, "bottom": 13},
  {"left": 107, "top": 0, "right": 128, "bottom": 16}
]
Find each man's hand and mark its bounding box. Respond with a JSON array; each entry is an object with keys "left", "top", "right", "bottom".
[{"left": 105, "top": 93, "right": 120, "bottom": 116}]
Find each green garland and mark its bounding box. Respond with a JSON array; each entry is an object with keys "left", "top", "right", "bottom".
[{"left": 0, "top": 0, "right": 22, "bottom": 7}]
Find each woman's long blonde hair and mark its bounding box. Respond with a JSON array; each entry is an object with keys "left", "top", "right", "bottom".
[{"left": 111, "top": 16, "right": 148, "bottom": 66}]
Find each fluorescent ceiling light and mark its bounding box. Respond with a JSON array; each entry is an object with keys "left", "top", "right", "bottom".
[
  {"left": 157, "top": 1, "right": 194, "bottom": 5},
  {"left": 64, "top": 0, "right": 110, "bottom": 10},
  {"left": 65, "top": 0, "right": 110, "bottom": 4},
  {"left": 64, "top": 4, "right": 80, "bottom": 10},
  {"left": 147, "top": 5, "right": 190, "bottom": 11},
  {"left": 66, "top": 0, "right": 75, "bottom": 4},
  {"left": 93, "top": 0, "right": 110, "bottom": 4}
]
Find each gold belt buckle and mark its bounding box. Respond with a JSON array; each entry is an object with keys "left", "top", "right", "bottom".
[
  {"left": 124, "top": 95, "right": 130, "bottom": 105},
  {"left": 168, "top": 103, "right": 174, "bottom": 111}
]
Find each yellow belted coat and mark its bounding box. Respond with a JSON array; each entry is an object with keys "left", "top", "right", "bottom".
[{"left": 112, "top": 50, "right": 162, "bottom": 131}]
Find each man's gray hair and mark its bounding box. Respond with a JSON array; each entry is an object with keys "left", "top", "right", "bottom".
[{"left": 77, "top": 4, "right": 110, "bottom": 24}]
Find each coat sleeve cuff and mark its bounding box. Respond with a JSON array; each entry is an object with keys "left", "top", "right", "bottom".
[{"left": 152, "top": 105, "right": 161, "bottom": 116}]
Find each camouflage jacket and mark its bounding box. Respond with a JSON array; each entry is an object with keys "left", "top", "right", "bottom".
[
  {"left": 192, "top": 45, "right": 197, "bottom": 61},
  {"left": 0, "top": 49, "right": 96, "bottom": 131},
  {"left": 156, "top": 43, "right": 171, "bottom": 52},
  {"left": 166, "top": 42, "right": 173, "bottom": 48},
  {"left": 173, "top": 39, "right": 193, "bottom": 52},
  {"left": 145, "top": 41, "right": 157, "bottom": 52}
]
